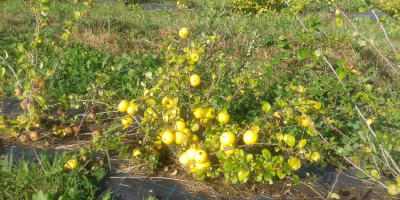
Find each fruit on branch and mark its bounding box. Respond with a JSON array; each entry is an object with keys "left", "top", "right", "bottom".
[
  {"left": 179, "top": 27, "right": 190, "bottom": 39},
  {"left": 122, "top": 116, "right": 134, "bottom": 126},
  {"left": 190, "top": 52, "right": 200, "bottom": 62},
  {"left": 243, "top": 130, "right": 258, "bottom": 144},
  {"left": 189, "top": 164, "right": 198, "bottom": 172},
  {"left": 34, "top": 88, "right": 40, "bottom": 93},
  {"left": 193, "top": 108, "right": 203, "bottom": 119},
  {"left": 186, "top": 148, "right": 197, "bottom": 162},
  {"left": 127, "top": 103, "right": 138, "bottom": 115},
  {"left": 220, "top": 144, "right": 235, "bottom": 155},
  {"left": 175, "top": 131, "right": 186, "bottom": 145},
  {"left": 179, "top": 152, "right": 190, "bottom": 165},
  {"left": 182, "top": 128, "right": 191, "bottom": 135},
  {"left": 14, "top": 88, "right": 23, "bottom": 96},
  {"left": 203, "top": 107, "right": 215, "bottom": 119},
  {"left": 118, "top": 100, "right": 129, "bottom": 112},
  {"left": 56, "top": 110, "right": 64, "bottom": 116},
  {"left": 194, "top": 150, "right": 208, "bottom": 164},
  {"left": 91, "top": 105, "right": 99, "bottom": 113},
  {"left": 29, "top": 131, "right": 40, "bottom": 141},
  {"left": 21, "top": 99, "right": 34, "bottom": 110},
  {"left": 162, "top": 97, "right": 174, "bottom": 109},
  {"left": 195, "top": 159, "right": 211, "bottom": 170},
  {"left": 162, "top": 130, "right": 175, "bottom": 145},
  {"left": 19, "top": 134, "right": 28, "bottom": 143},
  {"left": 190, "top": 74, "right": 201, "bottom": 87},
  {"left": 34, "top": 76, "right": 41, "bottom": 84},
  {"left": 220, "top": 132, "right": 235, "bottom": 146},
  {"left": 154, "top": 141, "right": 162, "bottom": 150},
  {"left": 92, "top": 130, "right": 102, "bottom": 136},
  {"left": 175, "top": 121, "right": 186, "bottom": 131},
  {"left": 63, "top": 159, "right": 77, "bottom": 172},
  {"left": 217, "top": 113, "right": 230, "bottom": 124}
]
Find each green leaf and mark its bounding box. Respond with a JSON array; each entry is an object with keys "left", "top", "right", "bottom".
[
  {"left": 262, "top": 102, "right": 271, "bottom": 113},
  {"left": 28, "top": 69, "right": 36, "bottom": 79},
  {"left": 356, "top": 171, "right": 367, "bottom": 179},
  {"left": 216, "top": 150, "right": 225, "bottom": 160},
  {"left": 336, "top": 17, "right": 343, "bottom": 27},
  {"left": 314, "top": 50, "right": 322, "bottom": 57},
  {"left": 293, "top": 175, "right": 300, "bottom": 185},
  {"left": 277, "top": 169, "right": 286, "bottom": 179},
  {"left": 262, "top": 149, "right": 271, "bottom": 160},
  {"left": 359, "top": 7, "right": 367, "bottom": 12},
  {"left": 264, "top": 172, "right": 272, "bottom": 182},
  {"left": 371, "top": 170, "right": 378, "bottom": 178},
  {"left": 254, "top": 175, "right": 263, "bottom": 182},
  {"left": 288, "top": 157, "right": 301, "bottom": 170},
  {"left": 197, "top": 173, "right": 205, "bottom": 181},
  {"left": 298, "top": 50, "right": 308, "bottom": 60},
  {"left": 36, "top": 96, "right": 46, "bottom": 106},
  {"left": 238, "top": 170, "right": 250, "bottom": 182},
  {"left": 190, "top": 123, "right": 199, "bottom": 132},
  {"left": 246, "top": 154, "right": 253, "bottom": 162},
  {"left": 231, "top": 174, "right": 238, "bottom": 184},
  {"left": 284, "top": 134, "right": 295, "bottom": 148},
  {"left": 330, "top": 193, "right": 340, "bottom": 199},
  {"left": 365, "top": 19, "right": 375, "bottom": 26},
  {"left": 223, "top": 161, "right": 234, "bottom": 171},
  {"left": 281, "top": 8, "right": 294, "bottom": 18}
]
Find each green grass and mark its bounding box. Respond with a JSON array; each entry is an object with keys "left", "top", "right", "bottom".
[{"left": 0, "top": 151, "right": 106, "bottom": 199}]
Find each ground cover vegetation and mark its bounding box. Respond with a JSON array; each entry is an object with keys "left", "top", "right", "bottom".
[{"left": 0, "top": 0, "right": 400, "bottom": 199}]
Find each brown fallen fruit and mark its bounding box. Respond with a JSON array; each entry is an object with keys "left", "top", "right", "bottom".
[
  {"left": 72, "top": 126, "right": 79, "bottom": 134},
  {"left": 91, "top": 105, "right": 99, "bottom": 113},
  {"left": 64, "top": 127, "right": 74, "bottom": 137},
  {"left": 56, "top": 110, "right": 64, "bottom": 116},
  {"left": 92, "top": 130, "right": 102, "bottom": 136},
  {"left": 29, "top": 131, "right": 40, "bottom": 141},
  {"left": 19, "top": 134, "right": 28, "bottom": 143}
]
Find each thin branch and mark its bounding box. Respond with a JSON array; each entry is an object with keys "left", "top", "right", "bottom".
[
  {"left": 283, "top": 0, "right": 400, "bottom": 175},
  {"left": 0, "top": 55, "right": 23, "bottom": 89},
  {"left": 327, "top": 168, "right": 342, "bottom": 199},
  {"left": 335, "top": 5, "right": 399, "bottom": 74},
  {"left": 286, "top": 177, "right": 325, "bottom": 199},
  {"left": 369, "top": 9, "right": 397, "bottom": 56}
]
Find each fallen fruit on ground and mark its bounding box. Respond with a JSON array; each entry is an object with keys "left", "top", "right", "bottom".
[
  {"left": 29, "top": 131, "right": 40, "bottom": 141},
  {"left": 63, "top": 159, "right": 77, "bottom": 172},
  {"left": 179, "top": 27, "right": 189, "bottom": 39},
  {"left": 122, "top": 116, "right": 134, "bottom": 126},
  {"left": 19, "top": 134, "right": 28, "bottom": 143},
  {"left": 92, "top": 130, "right": 102, "bottom": 136}
]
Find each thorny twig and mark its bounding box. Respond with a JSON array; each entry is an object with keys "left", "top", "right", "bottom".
[{"left": 283, "top": 0, "right": 400, "bottom": 175}]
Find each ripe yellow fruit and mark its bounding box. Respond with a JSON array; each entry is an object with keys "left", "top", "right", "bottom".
[
  {"left": 182, "top": 128, "right": 191, "bottom": 135},
  {"left": 243, "top": 130, "right": 258, "bottom": 144},
  {"left": 179, "top": 152, "right": 190, "bottom": 165},
  {"left": 220, "top": 132, "right": 236, "bottom": 146},
  {"left": 217, "top": 113, "right": 230, "bottom": 123},
  {"left": 150, "top": 112, "right": 158, "bottom": 122},
  {"left": 220, "top": 144, "right": 235, "bottom": 155},
  {"left": 190, "top": 74, "right": 201, "bottom": 87},
  {"left": 195, "top": 159, "right": 211, "bottom": 170},
  {"left": 179, "top": 27, "right": 190, "bottom": 39},
  {"left": 189, "top": 164, "right": 198, "bottom": 172},
  {"left": 127, "top": 103, "right": 138, "bottom": 115},
  {"left": 388, "top": 184, "right": 399, "bottom": 195},
  {"left": 186, "top": 148, "right": 197, "bottom": 162},
  {"left": 162, "top": 97, "right": 174, "bottom": 109},
  {"left": 192, "top": 134, "right": 199, "bottom": 142},
  {"left": 175, "top": 131, "right": 186, "bottom": 145},
  {"left": 193, "top": 108, "right": 203, "bottom": 119},
  {"left": 122, "top": 116, "right": 134, "bottom": 126},
  {"left": 132, "top": 149, "right": 142, "bottom": 159},
  {"left": 118, "top": 100, "right": 129, "bottom": 112},
  {"left": 154, "top": 141, "right": 162, "bottom": 150},
  {"left": 190, "top": 52, "right": 200, "bottom": 62},
  {"left": 162, "top": 131, "right": 175, "bottom": 145},
  {"left": 63, "top": 159, "right": 77, "bottom": 172},
  {"left": 176, "top": 121, "right": 186, "bottom": 131},
  {"left": 195, "top": 150, "right": 208, "bottom": 164},
  {"left": 203, "top": 107, "right": 215, "bottom": 119}
]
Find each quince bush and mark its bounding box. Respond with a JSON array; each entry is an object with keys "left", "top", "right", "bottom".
[
  {"left": 229, "top": 0, "right": 312, "bottom": 14},
  {"left": 117, "top": 28, "right": 322, "bottom": 184},
  {"left": 378, "top": 0, "right": 400, "bottom": 19}
]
